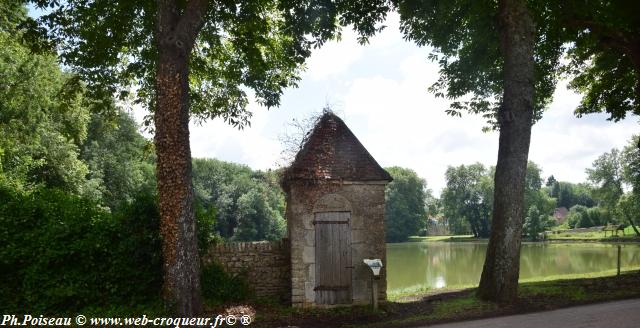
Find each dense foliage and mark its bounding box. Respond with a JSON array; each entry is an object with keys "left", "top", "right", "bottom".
[
  {"left": 560, "top": 0, "right": 640, "bottom": 120},
  {"left": 587, "top": 148, "right": 625, "bottom": 214},
  {"left": 0, "top": 20, "right": 241, "bottom": 312},
  {"left": 384, "top": 167, "right": 428, "bottom": 242},
  {"left": 442, "top": 161, "right": 555, "bottom": 237},
  {"left": 610, "top": 135, "right": 640, "bottom": 233},
  {"left": 441, "top": 163, "right": 493, "bottom": 237},
  {"left": 523, "top": 206, "right": 554, "bottom": 241},
  {"left": 565, "top": 205, "right": 607, "bottom": 229},
  {"left": 0, "top": 31, "right": 90, "bottom": 193},
  {"left": 547, "top": 181, "right": 595, "bottom": 209},
  {"left": 80, "top": 111, "right": 157, "bottom": 209},
  {"left": 0, "top": 186, "right": 163, "bottom": 313},
  {"left": 201, "top": 262, "right": 252, "bottom": 306},
  {"left": 26, "top": 0, "right": 394, "bottom": 310},
  {"left": 192, "top": 158, "right": 286, "bottom": 242}
]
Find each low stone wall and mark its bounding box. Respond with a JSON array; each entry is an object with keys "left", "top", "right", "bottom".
[{"left": 203, "top": 239, "right": 291, "bottom": 303}]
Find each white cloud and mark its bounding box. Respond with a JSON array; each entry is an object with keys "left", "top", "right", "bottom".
[
  {"left": 131, "top": 15, "right": 639, "bottom": 197},
  {"left": 339, "top": 56, "right": 499, "bottom": 194},
  {"left": 189, "top": 102, "right": 282, "bottom": 170},
  {"left": 304, "top": 28, "right": 364, "bottom": 81},
  {"left": 529, "top": 81, "right": 639, "bottom": 184}
]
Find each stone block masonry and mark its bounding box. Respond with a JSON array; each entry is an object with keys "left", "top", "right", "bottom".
[{"left": 203, "top": 239, "right": 291, "bottom": 303}]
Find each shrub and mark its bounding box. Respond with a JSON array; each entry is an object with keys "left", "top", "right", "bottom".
[
  {"left": 567, "top": 205, "right": 607, "bottom": 228},
  {"left": 0, "top": 185, "right": 162, "bottom": 314},
  {"left": 523, "top": 206, "right": 554, "bottom": 240},
  {"left": 201, "top": 261, "right": 252, "bottom": 305}
]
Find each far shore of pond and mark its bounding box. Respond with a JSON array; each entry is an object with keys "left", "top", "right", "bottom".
[{"left": 407, "top": 232, "right": 640, "bottom": 244}]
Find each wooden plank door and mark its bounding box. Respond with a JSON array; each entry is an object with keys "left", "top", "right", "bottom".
[{"left": 314, "top": 211, "right": 352, "bottom": 305}]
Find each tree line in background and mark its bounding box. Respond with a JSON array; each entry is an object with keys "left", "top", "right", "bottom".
[
  {"left": 0, "top": 15, "right": 285, "bottom": 312},
  {"left": 3, "top": 0, "right": 639, "bottom": 312},
  {"left": 382, "top": 134, "right": 640, "bottom": 243}
]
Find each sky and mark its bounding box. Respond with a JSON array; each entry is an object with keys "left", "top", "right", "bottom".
[
  {"left": 151, "top": 12, "right": 636, "bottom": 195},
  {"left": 25, "top": 6, "right": 639, "bottom": 195},
  {"left": 29, "top": 8, "right": 627, "bottom": 196}
]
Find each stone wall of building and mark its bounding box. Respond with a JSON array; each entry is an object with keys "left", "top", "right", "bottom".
[
  {"left": 286, "top": 181, "right": 388, "bottom": 307},
  {"left": 203, "top": 240, "right": 291, "bottom": 302}
]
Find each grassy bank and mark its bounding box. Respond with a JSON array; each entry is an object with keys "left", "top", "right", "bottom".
[
  {"left": 409, "top": 229, "right": 640, "bottom": 243},
  {"left": 546, "top": 226, "right": 640, "bottom": 241},
  {"left": 407, "top": 235, "right": 476, "bottom": 242},
  {"left": 248, "top": 271, "right": 640, "bottom": 327},
  {"left": 388, "top": 265, "right": 640, "bottom": 301}
]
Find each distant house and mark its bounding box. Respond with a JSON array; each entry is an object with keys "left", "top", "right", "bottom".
[
  {"left": 426, "top": 217, "right": 449, "bottom": 236},
  {"left": 553, "top": 207, "right": 569, "bottom": 224}
]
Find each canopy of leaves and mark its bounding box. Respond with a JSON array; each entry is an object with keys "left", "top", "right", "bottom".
[
  {"left": 441, "top": 163, "right": 493, "bottom": 237},
  {"left": 384, "top": 166, "right": 428, "bottom": 242},
  {"left": 0, "top": 31, "right": 90, "bottom": 193},
  {"left": 393, "top": 0, "right": 564, "bottom": 127},
  {"left": 524, "top": 162, "right": 556, "bottom": 218},
  {"left": 547, "top": 180, "right": 595, "bottom": 209},
  {"left": 0, "top": 184, "right": 163, "bottom": 314},
  {"left": 566, "top": 204, "right": 606, "bottom": 228},
  {"left": 28, "top": 0, "right": 390, "bottom": 127},
  {"left": 559, "top": 0, "right": 640, "bottom": 120},
  {"left": 80, "top": 110, "right": 156, "bottom": 209},
  {"left": 442, "top": 161, "right": 556, "bottom": 236},
  {"left": 587, "top": 148, "right": 624, "bottom": 212},
  {"left": 0, "top": 0, "right": 27, "bottom": 34},
  {"left": 621, "top": 135, "right": 640, "bottom": 191},
  {"left": 523, "top": 206, "right": 554, "bottom": 241},
  {"left": 192, "top": 158, "right": 285, "bottom": 241}
]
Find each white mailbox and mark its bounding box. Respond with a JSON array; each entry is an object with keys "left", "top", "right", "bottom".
[{"left": 363, "top": 259, "right": 383, "bottom": 276}]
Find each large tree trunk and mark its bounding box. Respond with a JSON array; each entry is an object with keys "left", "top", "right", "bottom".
[
  {"left": 155, "top": 49, "right": 202, "bottom": 316},
  {"left": 477, "top": 0, "right": 535, "bottom": 302},
  {"left": 155, "top": 0, "right": 207, "bottom": 315},
  {"left": 630, "top": 43, "right": 640, "bottom": 103}
]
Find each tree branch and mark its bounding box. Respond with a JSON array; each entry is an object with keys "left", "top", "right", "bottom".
[
  {"left": 566, "top": 18, "right": 634, "bottom": 54},
  {"left": 176, "top": 0, "right": 210, "bottom": 50}
]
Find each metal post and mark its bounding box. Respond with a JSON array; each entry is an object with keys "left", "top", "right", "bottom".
[
  {"left": 371, "top": 276, "right": 379, "bottom": 310},
  {"left": 617, "top": 244, "right": 621, "bottom": 276}
]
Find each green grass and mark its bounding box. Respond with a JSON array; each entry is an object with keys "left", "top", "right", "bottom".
[
  {"left": 427, "top": 294, "right": 498, "bottom": 320},
  {"left": 546, "top": 226, "right": 640, "bottom": 241},
  {"left": 407, "top": 235, "right": 475, "bottom": 242},
  {"left": 388, "top": 284, "right": 476, "bottom": 302},
  {"left": 388, "top": 285, "right": 432, "bottom": 300},
  {"left": 519, "top": 265, "right": 640, "bottom": 282},
  {"left": 389, "top": 265, "right": 640, "bottom": 302},
  {"left": 376, "top": 294, "right": 498, "bottom": 327},
  {"left": 519, "top": 283, "right": 587, "bottom": 301}
]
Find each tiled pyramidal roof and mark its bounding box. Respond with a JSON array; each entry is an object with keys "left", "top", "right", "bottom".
[{"left": 285, "top": 112, "right": 392, "bottom": 182}]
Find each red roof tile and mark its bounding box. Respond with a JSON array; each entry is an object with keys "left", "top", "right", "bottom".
[{"left": 284, "top": 112, "right": 392, "bottom": 182}]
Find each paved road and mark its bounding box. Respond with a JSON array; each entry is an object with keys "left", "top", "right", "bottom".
[{"left": 425, "top": 299, "right": 640, "bottom": 328}]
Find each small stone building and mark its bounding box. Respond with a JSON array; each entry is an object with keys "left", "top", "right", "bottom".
[{"left": 282, "top": 112, "right": 392, "bottom": 307}]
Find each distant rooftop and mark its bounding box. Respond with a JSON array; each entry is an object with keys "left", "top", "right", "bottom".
[{"left": 283, "top": 112, "right": 392, "bottom": 183}]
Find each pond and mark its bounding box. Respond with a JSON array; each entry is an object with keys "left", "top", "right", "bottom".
[{"left": 386, "top": 241, "right": 640, "bottom": 293}]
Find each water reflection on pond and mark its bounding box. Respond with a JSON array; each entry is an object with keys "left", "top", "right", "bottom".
[{"left": 386, "top": 242, "right": 640, "bottom": 293}]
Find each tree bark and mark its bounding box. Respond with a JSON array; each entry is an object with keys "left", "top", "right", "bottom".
[
  {"left": 629, "top": 44, "right": 640, "bottom": 104},
  {"left": 477, "top": 0, "right": 535, "bottom": 303},
  {"left": 154, "top": 0, "right": 208, "bottom": 315}
]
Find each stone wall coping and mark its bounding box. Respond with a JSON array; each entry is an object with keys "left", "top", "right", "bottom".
[{"left": 209, "top": 239, "right": 289, "bottom": 253}]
